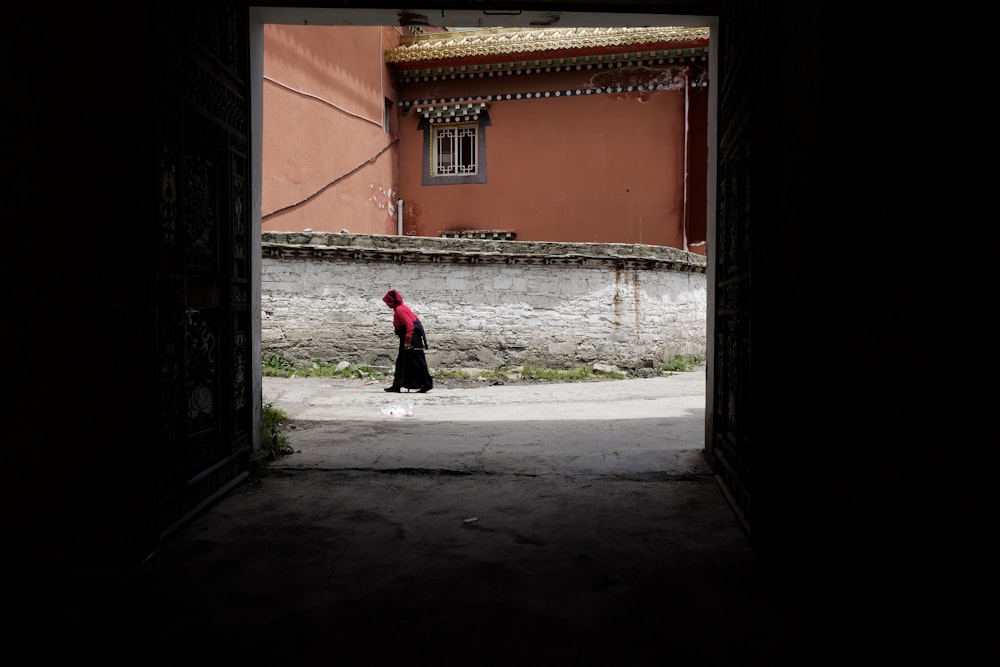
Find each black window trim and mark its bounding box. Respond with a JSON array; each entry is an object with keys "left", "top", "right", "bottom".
[{"left": 420, "top": 112, "right": 491, "bottom": 186}]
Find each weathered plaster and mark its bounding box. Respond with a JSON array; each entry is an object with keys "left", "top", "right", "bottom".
[{"left": 262, "top": 233, "right": 706, "bottom": 373}]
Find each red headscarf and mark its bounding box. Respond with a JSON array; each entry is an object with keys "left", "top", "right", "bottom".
[{"left": 382, "top": 289, "right": 402, "bottom": 307}]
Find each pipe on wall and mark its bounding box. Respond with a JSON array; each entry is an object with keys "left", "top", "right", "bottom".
[
  {"left": 397, "top": 198, "right": 404, "bottom": 235},
  {"left": 682, "top": 67, "right": 690, "bottom": 253}
]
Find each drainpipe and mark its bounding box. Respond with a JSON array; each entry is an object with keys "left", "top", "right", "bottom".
[
  {"left": 682, "top": 68, "right": 690, "bottom": 253},
  {"left": 397, "top": 198, "right": 404, "bottom": 235}
]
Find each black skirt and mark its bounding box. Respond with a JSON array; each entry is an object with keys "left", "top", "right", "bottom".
[{"left": 392, "top": 320, "right": 433, "bottom": 391}]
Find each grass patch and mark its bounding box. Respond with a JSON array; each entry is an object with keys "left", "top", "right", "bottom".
[
  {"left": 433, "top": 363, "right": 626, "bottom": 383},
  {"left": 660, "top": 354, "right": 705, "bottom": 373},
  {"left": 520, "top": 361, "right": 625, "bottom": 381},
  {"left": 263, "top": 354, "right": 385, "bottom": 380},
  {"left": 262, "top": 353, "right": 296, "bottom": 375},
  {"left": 432, "top": 367, "right": 509, "bottom": 382},
  {"left": 253, "top": 402, "right": 294, "bottom": 478},
  {"left": 432, "top": 368, "right": 475, "bottom": 380}
]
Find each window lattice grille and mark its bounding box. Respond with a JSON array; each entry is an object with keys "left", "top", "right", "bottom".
[{"left": 433, "top": 124, "right": 477, "bottom": 176}]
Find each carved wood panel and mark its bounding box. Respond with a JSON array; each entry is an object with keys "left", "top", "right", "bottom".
[
  {"left": 152, "top": 0, "right": 251, "bottom": 543},
  {"left": 706, "top": 0, "right": 754, "bottom": 535}
]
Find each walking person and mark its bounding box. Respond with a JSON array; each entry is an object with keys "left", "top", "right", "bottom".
[{"left": 382, "top": 289, "right": 433, "bottom": 393}]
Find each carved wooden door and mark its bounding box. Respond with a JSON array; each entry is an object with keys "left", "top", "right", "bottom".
[
  {"left": 151, "top": 1, "right": 253, "bottom": 544},
  {"left": 705, "top": 0, "right": 754, "bottom": 535}
]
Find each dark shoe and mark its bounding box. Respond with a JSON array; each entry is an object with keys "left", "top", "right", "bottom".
[
  {"left": 417, "top": 385, "right": 432, "bottom": 393},
  {"left": 384, "top": 386, "right": 401, "bottom": 393}
]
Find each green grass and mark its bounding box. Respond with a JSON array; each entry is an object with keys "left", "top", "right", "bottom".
[
  {"left": 520, "top": 361, "right": 626, "bottom": 381},
  {"left": 263, "top": 354, "right": 384, "bottom": 380},
  {"left": 432, "top": 367, "right": 508, "bottom": 382},
  {"left": 432, "top": 368, "right": 476, "bottom": 380},
  {"left": 253, "top": 402, "right": 294, "bottom": 477},
  {"left": 660, "top": 354, "right": 704, "bottom": 373}
]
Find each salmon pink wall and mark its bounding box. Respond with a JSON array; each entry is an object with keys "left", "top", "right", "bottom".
[
  {"left": 396, "top": 65, "right": 707, "bottom": 248},
  {"left": 261, "top": 26, "right": 402, "bottom": 234},
  {"left": 260, "top": 26, "right": 710, "bottom": 251}
]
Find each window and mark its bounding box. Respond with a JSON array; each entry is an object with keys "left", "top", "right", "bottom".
[
  {"left": 433, "top": 124, "right": 477, "bottom": 176},
  {"left": 420, "top": 113, "right": 490, "bottom": 185}
]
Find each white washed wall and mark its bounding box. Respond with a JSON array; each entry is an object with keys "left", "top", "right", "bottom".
[{"left": 261, "top": 234, "right": 706, "bottom": 375}]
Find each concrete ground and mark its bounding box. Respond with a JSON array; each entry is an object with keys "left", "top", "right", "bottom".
[{"left": 14, "top": 370, "right": 852, "bottom": 664}]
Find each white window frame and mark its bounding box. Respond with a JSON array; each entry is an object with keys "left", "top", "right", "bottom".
[{"left": 432, "top": 123, "right": 478, "bottom": 177}]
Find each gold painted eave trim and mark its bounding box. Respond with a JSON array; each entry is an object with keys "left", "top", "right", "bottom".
[{"left": 385, "top": 26, "right": 710, "bottom": 64}]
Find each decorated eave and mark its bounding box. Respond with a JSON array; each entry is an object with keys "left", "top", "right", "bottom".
[
  {"left": 412, "top": 98, "right": 490, "bottom": 123},
  {"left": 385, "top": 26, "right": 710, "bottom": 83}
]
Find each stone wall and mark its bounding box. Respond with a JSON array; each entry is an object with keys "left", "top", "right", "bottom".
[{"left": 261, "top": 233, "right": 707, "bottom": 375}]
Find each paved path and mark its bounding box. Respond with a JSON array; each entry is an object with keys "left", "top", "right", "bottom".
[
  {"left": 264, "top": 371, "right": 707, "bottom": 422},
  {"left": 263, "top": 371, "right": 708, "bottom": 476}
]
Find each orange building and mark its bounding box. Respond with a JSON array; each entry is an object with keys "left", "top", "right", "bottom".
[
  {"left": 262, "top": 25, "right": 709, "bottom": 254},
  {"left": 388, "top": 26, "right": 709, "bottom": 252}
]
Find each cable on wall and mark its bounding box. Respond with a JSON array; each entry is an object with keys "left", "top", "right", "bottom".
[
  {"left": 264, "top": 75, "right": 383, "bottom": 127},
  {"left": 262, "top": 138, "right": 399, "bottom": 220}
]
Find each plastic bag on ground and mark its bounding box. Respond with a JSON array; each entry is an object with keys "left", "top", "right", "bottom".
[{"left": 381, "top": 399, "right": 414, "bottom": 417}]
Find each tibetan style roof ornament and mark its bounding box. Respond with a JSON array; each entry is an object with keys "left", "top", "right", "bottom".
[
  {"left": 385, "top": 26, "right": 710, "bottom": 64},
  {"left": 412, "top": 99, "right": 489, "bottom": 123}
]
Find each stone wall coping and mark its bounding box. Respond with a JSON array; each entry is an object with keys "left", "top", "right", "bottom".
[{"left": 262, "top": 233, "right": 706, "bottom": 273}]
